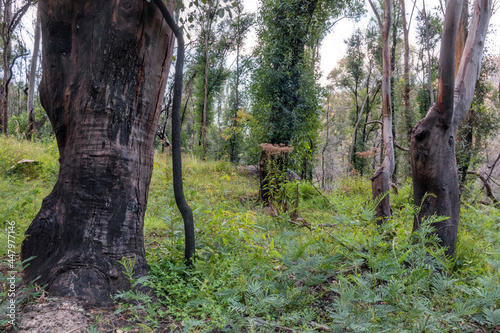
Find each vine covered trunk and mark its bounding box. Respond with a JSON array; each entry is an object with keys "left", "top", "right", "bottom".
[{"left": 21, "top": 0, "right": 175, "bottom": 303}]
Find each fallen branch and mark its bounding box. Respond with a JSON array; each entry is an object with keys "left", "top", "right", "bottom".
[
  {"left": 311, "top": 182, "right": 334, "bottom": 206},
  {"left": 284, "top": 217, "right": 314, "bottom": 231},
  {"left": 309, "top": 321, "right": 331, "bottom": 331},
  {"left": 467, "top": 170, "right": 500, "bottom": 208},
  {"left": 486, "top": 153, "right": 500, "bottom": 182}
]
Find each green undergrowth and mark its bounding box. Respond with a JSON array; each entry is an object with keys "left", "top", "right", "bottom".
[
  {"left": 142, "top": 151, "right": 500, "bottom": 332},
  {"left": 0, "top": 136, "right": 58, "bottom": 257},
  {"left": 0, "top": 136, "right": 499, "bottom": 332}
]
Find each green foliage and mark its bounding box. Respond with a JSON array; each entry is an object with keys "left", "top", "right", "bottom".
[
  {"left": 0, "top": 257, "right": 44, "bottom": 330},
  {"left": 455, "top": 58, "right": 500, "bottom": 195},
  {"left": 8, "top": 105, "right": 54, "bottom": 141},
  {"left": 1, "top": 138, "right": 499, "bottom": 332},
  {"left": 262, "top": 156, "right": 300, "bottom": 218},
  {"left": 328, "top": 26, "right": 381, "bottom": 176},
  {"left": 417, "top": 87, "right": 431, "bottom": 117},
  {"left": 141, "top": 152, "right": 500, "bottom": 331},
  {"left": 249, "top": 0, "right": 363, "bottom": 170},
  {"left": 0, "top": 136, "right": 58, "bottom": 257},
  {"left": 112, "top": 256, "right": 164, "bottom": 331}
]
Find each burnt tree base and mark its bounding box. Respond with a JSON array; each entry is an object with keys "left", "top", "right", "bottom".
[
  {"left": 370, "top": 167, "right": 392, "bottom": 223},
  {"left": 21, "top": 0, "right": 174, "bottom": 303},
  {"left": 411, "top": 108, "right": 460, "bottom": 257}
]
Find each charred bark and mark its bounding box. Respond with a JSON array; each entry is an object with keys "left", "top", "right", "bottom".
[
  {"left": 411, "top": 0, "right": 462, "bottom": 256},
  {"left": 21, "top": 0, "right": 175, "bottom": 303},
  {"left": 151, "top": 0, "right": 196, "bottom": 266},
  {"left": 410, "top": 0, "right": 490, "bottom": 256}
]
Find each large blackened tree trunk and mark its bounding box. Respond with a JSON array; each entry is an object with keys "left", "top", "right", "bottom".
[
  {"left": 410, "top": 0, "right": 490, "bottom": 256},
  {"left": 21, "top": 0, "right": 175, "bottom": 303}
]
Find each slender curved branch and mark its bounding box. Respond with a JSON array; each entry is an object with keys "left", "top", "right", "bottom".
[
  {"left": 6, "top": 52, "right": 29, "bottom": 87},
  {"left": 151, "top": 0, "right": 195, "bottom": 266},
  {"left": 486, "top": 153, "right": 500, "bottom": 182},
  {"left": 394, "top": 140, "right": 410, "bottom": 152},
  {"left": 365, "top": 120, "right": 382, "bottom": 126},
  {"left": 8, "top": 2, "right": 33, "bottom": 37},
  {"left": 467, "top": 170, "right": 499, "bottom": 208},
  {"left": 367, "top": 0, "right": 383, "bottom": 29},
  {"left": 347, "top": 94, "right": 369, "bottom": 174}
]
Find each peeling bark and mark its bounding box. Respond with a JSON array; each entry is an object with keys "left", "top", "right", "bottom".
[
  {"left": 369, "top": 0, "right": 395, "bottom": 222},
  {"left": 400, "top": 0, "right": 412, "bottom": 139},
  {"left": 27, "top": 7, "right": 41, "bottom": 140},
  {"left": 455, "top": 0, "right": 469, "bottom": 78},
  {"left": 21, "top": 0, "right": 175, "bottom": 304},
  {"left": 422, "top": 0, "right": 435, "bottom": 105},
  {"left": 410, "top": 0, "right": 490, "bottom": 256},
  {"left": 0, "top": 1, "right": 12, "bottom": 134}
]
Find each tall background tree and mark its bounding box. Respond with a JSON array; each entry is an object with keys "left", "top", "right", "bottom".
[
  {"left": 26, "top": 6, "right": 40, "bottom": 140},
  {"left": 251, "top": 0, "right": 363, "bottom": 203},
  {"left": 0, "top": 0, "right": 32, "bottom": 135},
  {"left": 368, "top": 0, "right": 395, "bottom": 221},
  {"left": 222, "top": 1, "right": 253, "bottom": 164}
]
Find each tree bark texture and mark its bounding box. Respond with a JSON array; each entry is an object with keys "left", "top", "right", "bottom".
[
  {"left": 27, "top": 8, "right": 41, "bottom": 140},
  {"left": 411, "top": 0, "right": 490, "bottom": 256},
  {"left": 455, "top": 0, "right": 469, "bottom": 78},
  {"left": 21, "top": 0, "right": 175, "bottom": 303},
  {"left": 452, "top": 0, "right": 491, "bottom": 133},
  {"left": 422, "top": 0, "right": 435, "bottom": 106},
  {"left": 411, "top": 0, "right": 462, "bottom": 256},
  {"left": 201, "top": 1, "right": 212, "bottom": 160},
  {"left": 370, "top": 0, "right": 395, "bottom": 222},
  {"left": 400, "top": 0, "right": 412, "bottom": 140},
  {"left": 0, "top": 0, "right": 12, "bottom": 134}
]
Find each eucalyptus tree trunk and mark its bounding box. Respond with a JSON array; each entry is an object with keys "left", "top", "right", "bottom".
[
  {"left": 400, "top": 0, "right": 411, "bottom": 140},
  {"left": 27, "top": 8, "right": 41, "bottom": 140},
  {"left": 369, "top": 0, "right": 395, "bottom": 222},
  {"left": 422, "top": 0, "right": 435, "bottom": 105},
  {"left": 21, "top": 0, "right": 175, "bottom": 303},
  {"left": 455, "top": 0, "right": 469, "bottom": 77},
  {"left": 411, "top": 0, "right": 490, "bottom": 256},
  {"left": 201, "top": 0, "right": 213, "bottom": 160},
  {"left": 455, "top": 0, "right": 473, "bottom": 187},
  {"left": 229, "top": 4, "right": 242, "bottom": 164},
  {"left": 0, "top": 1, "right": 12, "bottom": 134}
]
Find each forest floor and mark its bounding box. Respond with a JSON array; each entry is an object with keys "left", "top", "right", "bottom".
[{"left": 1, "top": 136, "right": 500, "bottom": 332}]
